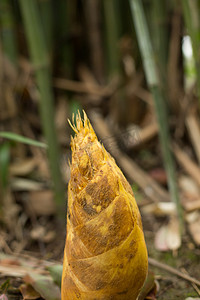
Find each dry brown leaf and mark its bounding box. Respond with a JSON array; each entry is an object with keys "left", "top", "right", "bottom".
[
  {"left": 19, "top": 283, "right": 40, "bottom": 300},
  {"left": 2, "top": 190, "right": 21, "bottom": 237},
  {"left": 30, "top": 226, "right": 46, "bottom": 241},
  {"left": 154, "top": 217, "right": 181, "bottom": 251},
  {"left": 185, "top": 211, "right": 199, "bottom": 223},
  {"left": 182, "top": 197, "right": 200, "bottom": 212},
  {"left": 187, "top": 212, "right": 200, "bottom": 245},
  {"left": 10, "top": 178, "right": 44, "bottom": 191},
  {"left": 142, "top": 202, "right": 175, "bottom": 216},
  {"left": 166, "top": 216, "right": 181, "bottom": 250},
  {"left": 9, "top": 158, "right": 37, "bottom": 176},
  {"left": 154, "top": 225, "right": 169, "bottom": 251},
  {"left": 43, "top": 230, "right": 56, "bottom": 243},
  {"left": 179, "top": 175, "right": 200, "bottom": 196},
  {"left": 149, "top": 168, "right": 167, "bottom": 185},
  {"left": 29, "top": 190, "right": 56, "bottom": 216}
]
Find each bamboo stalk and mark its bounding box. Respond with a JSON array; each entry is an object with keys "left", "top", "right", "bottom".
[
  {"left": 38, "top": 0, "right": 53, "bottom": 53},
  {"left": 182, "top": 0, "right": 200, "bottom": 104},
  {"left": 19, "top": 0, "right": 65, "bottom": 219},
  {"left": 129, "top": 0, "right": 184, "bottom": 233},
  {"left": 150, "top": 0, "right": 169, "bottom": 77},
  {"left": 0, "top": 0, "right": 17, "bottom": 65}
]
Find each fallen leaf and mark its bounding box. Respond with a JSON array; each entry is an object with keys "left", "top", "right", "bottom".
[
  {"left": 185, "top": 211, "right": 199, "bottom": 223},
  {"left": 19, "top": 284, "right": 40, "bottom": 299},
  {"left": 29, "top": 190, "right": 56, "bottom": 216},
  {"left": 24, "top": 273, "right": 61, "bottom": 300},
  {"left": 149, "top": 168, "right": 167, "bottom": 185},
  {"left": 142, "top": 202, "right": 175, "bottom": 216},
  {"left": 9, "top": 158, "right": 37, "bottom": 176},
  {"left": 47, "top": 264, "right": 63, "bottom": 287},
  {"left": 188, "top": 213, "right": 200, "bottom": 245},
  {"left": 166, "top": 217, "right": 181, "bottom": 251},
  {"left": 30, "top": 226, "right": 46, "bottom": 241},
  {"left": 181, "top": 196, "right": 200, "bottom": 212},
  {"left": 154, "top": 225, "right": 169, "bottom": 251},
  {"left": 10, "top": 178, "right": 44, "bottom": 191},
  {"left": 138, "top": 271, "right": 158, "bottom": 300},
  {"left": 43, "top": 230, "right": 56, "bottom": 243},
  {"left": 0, "top": 259, "right": 21, "bottom": 266},
  {"left": 154, "top": 217, "right": 181, "bottom": 251},
  {"left": 179, "top": 176, "right": 200, "bottom": 196}
]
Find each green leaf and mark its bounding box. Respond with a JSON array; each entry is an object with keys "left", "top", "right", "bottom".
[
  {"left": 0, "top": 142, "right": 10, "bottom": 189},
  {"left": 24, "top": 273, "right": 61, "bottom": 300},
  {"left": 0, "top": 279, "right": 10, "bottom": 293},
  {"left": 0, "top": 132, "right": 47, "bottom": 148},
  {"left": 47, "top": 264, "right": 63, "bottom": 287},
  {"left": 138, "top": 270, "right": 157, "bottom": 300}
]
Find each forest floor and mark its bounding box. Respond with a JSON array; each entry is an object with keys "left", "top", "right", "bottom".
[
  {"left": 1, "top": 59, "right": 200, "bottom": 299},
  {"left": 0, "top": 196, "right": 200, "bottom": 299},
  {"left": 143, "top": 216, "right": 200, "bottom": 299}
]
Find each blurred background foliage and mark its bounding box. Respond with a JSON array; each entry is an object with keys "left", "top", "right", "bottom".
[
  {"left": 1, "top": 1, "right": 200, "bottom": 298},
  {"left": 0, "top": 0, "right": 200, "bottom": 258}
]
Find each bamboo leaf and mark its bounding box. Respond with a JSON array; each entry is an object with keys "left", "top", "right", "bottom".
[
  {"left": 0, "top": 132, "right": 47, "bottom": 148},
  {"left": 0, "top": 142, "right": 10, "bottom": 189}
]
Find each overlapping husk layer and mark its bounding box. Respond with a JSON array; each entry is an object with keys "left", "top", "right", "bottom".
[{"left": 61, "top": 112, "right": 148, "bottom": 300}]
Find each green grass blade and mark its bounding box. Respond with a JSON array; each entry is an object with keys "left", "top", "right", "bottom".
[{"left": 0, "top": 132, "right": 47, "bottom": 148}]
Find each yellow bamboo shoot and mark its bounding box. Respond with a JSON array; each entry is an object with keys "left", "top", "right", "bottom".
[{"left": 61, "top": 111, "right": 148, "bottom": 299}]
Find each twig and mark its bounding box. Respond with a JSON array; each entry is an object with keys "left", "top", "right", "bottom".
[
  {"left": 133, "top": 86, "right": 153, "bottom": 105},
  {"left": 181, "top": 267, "right": 200, "bottom": 296},
  {"left": 129, "top": 122, "right": 158, "bottom": 149},
  {"left": 186, "top": 110, "right": 200, "bottom": 165},
  {"left": 53, "top": 77, "right": 118, "bottom": 97},
  {"left": 173, "top": 142, "right": 200, "bottom": 186},
  {"left": 148, "top": 257, "right": 200, "bottom": 287},
  {"left": 84, "top": 0, "right": 104, "bottom": 83}
]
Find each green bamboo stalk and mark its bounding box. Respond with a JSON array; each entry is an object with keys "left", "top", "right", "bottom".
[
  {"left": 0, "top": 0, "right": 17, "bottom": 65},
  {"left": 103, "top": 0, "right": 121, "bottom": 79},
  {"left": 150, "top": 0, "right": 169, "bottom": 80},
  {"left": 182, "top": 0, "right": 200, "bottom": 103},
  {"left": 19, "top": 0, "right": 65, "bottom": 219},
  {"left": 38, "top": 0, "right": 53, "bottom": 52},
  {"left": 129, "top": 0, "right": 184, "bottom": 233}
]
